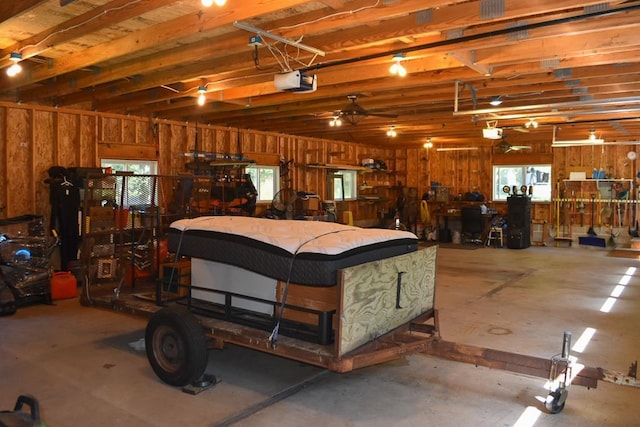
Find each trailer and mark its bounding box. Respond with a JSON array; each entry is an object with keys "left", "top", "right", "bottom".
[{"left": 81, "top": 237, "right": 638, "bottom": 414}]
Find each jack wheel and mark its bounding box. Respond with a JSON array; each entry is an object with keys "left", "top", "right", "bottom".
[
  {"left": 145, "top": 306, "right": 208, "bottom": 387},
  {"left": 545, "top": 389, "right": 568, "bottom": 414}
]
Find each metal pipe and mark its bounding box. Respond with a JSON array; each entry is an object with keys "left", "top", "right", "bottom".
[
  {"left": 562, "top": 331, "right": 572, "bottom": 360},
  {"left": 452, "top": 97, "right": 640, "bottom": 117}
]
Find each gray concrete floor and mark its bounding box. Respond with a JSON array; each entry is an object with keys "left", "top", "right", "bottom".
[{"left": 1, "top": 244, "right": 639, "bottom": 426}]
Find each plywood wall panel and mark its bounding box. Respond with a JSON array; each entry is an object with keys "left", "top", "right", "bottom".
[
  {"left": 101, "top": 117, "right": 122, "bottom": 143},
  {"left": 136, "top": 120, "right": 151, "bottom": 145},
  {"left": 79, "top": 115, "right": 97, "bottom": 166},
  {"left": 33, "top": 110, "right": 55, "bottom": 218},
  {"left": 0, "top": 107, "right": 6, "bottom": 216},
  {"left": 58, "top": 112, "right": 80, "bottom": 166},
  {"left": 6, "top": 108, "right": 32, "bottom": 216},
  {"left": 122, "top": 118, "right": 135, "bottom": 143}
]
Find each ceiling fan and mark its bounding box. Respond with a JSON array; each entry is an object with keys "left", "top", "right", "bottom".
[
  {"left": 336, "top": 95, "right": 398, "bottom": 125},
  {"left": 496, "top": 134, "right": 532, "bottom": 153}
]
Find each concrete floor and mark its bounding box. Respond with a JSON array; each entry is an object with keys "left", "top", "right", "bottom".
[{"left": 1, "top": 244, "right": 639, "bottom": 426}]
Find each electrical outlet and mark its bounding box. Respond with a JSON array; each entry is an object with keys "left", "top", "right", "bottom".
[{"left": 248, "top": 35, "right": 263, "bottom": 47}]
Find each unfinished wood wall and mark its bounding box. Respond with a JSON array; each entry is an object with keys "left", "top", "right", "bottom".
[
  {"left": 2, "top": 100, "right": 635, "bottom": 228},
  {"left": 0, "top": 102, "right": 419, "bottom": 224}
]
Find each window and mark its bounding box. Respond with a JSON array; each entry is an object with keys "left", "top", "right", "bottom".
[
  {"left": 100, "top": 159, "right": 158, "bottom": 208},
  {"left": 328, "top": 170, "right": 357, "bottom": 201},
  {"left": 493, "top": 164, "right": 552, "bottom": 201},
  {"left": 101, "top": 159, "right": 157, "bottom": 175},
  {"left": 245, "top": 165, "right": 280, "bottom": 203}
]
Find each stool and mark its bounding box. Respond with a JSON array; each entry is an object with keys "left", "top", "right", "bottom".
[{"left": 486, "top": 226, "right": 504, "bottom": 247}]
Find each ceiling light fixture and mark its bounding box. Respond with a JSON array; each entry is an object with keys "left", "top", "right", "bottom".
[
  {"left": 6, "top": 52, "right": 23, "bottom": 77},
  {"left": 489, "top": 96, "right": 503, "bottom": 106},
  {"left": 551, "top": 126, "right": 605, "bottom": 147},
  {"left": 423, "top": 137, "right": 433, "bottom": 149},
  {"left": 201, "top": 0, "right": 226, "bottom": 6},
  {"left": 525, "top": 118, "right": 538, "bottom": 129},
  {"left": 389, "top": 53, "right": 407, "bottom": 77},
  {"left": 197, "top": 86, "right": 207, "bottom": 106},
  {"left": 329, "top": 115, "right": 342, "bottom": 127},
  {"left": 386, "top": 125, "right": 397, "bottom": 137}
]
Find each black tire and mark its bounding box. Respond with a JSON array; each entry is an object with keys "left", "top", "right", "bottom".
[{"left": 145, "top": 306, "right": 208, "bottom": 387}]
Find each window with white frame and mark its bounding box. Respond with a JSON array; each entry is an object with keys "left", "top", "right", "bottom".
[
  {"left": 245, "top": 165, "right": 280, "bottom": 203},
  {"left": 492, "top": 164, "right": 552, "bottom": 201},
  {"left": 100, "top": 159, "right": 158, "bottom": 208},
  {"left": 328, "top": 170, "right": 357, "bottom": 201}
]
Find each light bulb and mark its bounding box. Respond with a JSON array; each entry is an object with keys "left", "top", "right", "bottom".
[
  {"left": 389, "top": 61, "right": 406, "bottom": 77},
  {"left": 214, "top": 0, "right": 226, "bottom": 5},
  {"left": 490, "top": 97, "right": 503, "bottom": 106},
  {"left": 6, "top": 52, "right": 22, "bottom": 77},
  {"left": 6, "top": 63, "right": 22, "bottom": 77},
  {"left": 201, "top": 0, "right": 214, "bottom": 6},
  {"left": 197, "top": 86, "right": 207, "bottom": 106}
]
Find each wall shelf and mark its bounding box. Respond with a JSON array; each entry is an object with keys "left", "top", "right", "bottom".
[{"left": 306, "top": 163, "right": 369, "bottom": 171}]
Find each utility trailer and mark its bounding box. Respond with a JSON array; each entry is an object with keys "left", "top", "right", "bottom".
[
  {"left": 81, "top": 217, "right": 639, "bottom": 415},
  {"left": 84, "top": 245, "right": 440, "bottom": 379}
]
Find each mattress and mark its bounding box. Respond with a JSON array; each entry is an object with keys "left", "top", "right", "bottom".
[{"left": 168, "top": 216, "right": 418, "bottom": 286}]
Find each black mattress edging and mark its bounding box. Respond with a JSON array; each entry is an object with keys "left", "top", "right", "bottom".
[{"left": 167, "top": 228, "right": 418, "bottom": 287}]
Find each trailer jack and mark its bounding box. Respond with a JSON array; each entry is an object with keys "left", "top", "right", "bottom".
[{"left": 545, "top": 331, "right": 572, "bottom": 414}]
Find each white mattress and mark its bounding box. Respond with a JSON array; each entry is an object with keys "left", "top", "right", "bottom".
[{"left": 170, "top": 216, "right": 417, "bottom": 256}]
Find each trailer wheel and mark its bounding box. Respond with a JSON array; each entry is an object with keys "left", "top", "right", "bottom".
[
  {"left": 545, "top": 389, "right": 567, "bottom": 414},
  {"left": 145, "top": 306, "right": 208, "bottom": 387}
]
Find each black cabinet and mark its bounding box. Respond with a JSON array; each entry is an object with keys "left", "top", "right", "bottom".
[{"left": 507, "top": 195, "right": 531, "bottom": 249}]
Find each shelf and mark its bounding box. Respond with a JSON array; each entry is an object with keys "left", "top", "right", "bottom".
[
  {"left": 563, "top": 178, "right": 632, "bottom": 182},
  {"left": 306, "top": 163, "right": 369, "bottom": 171},
  {"left": 357, "top": 196, "right": 388, "bottom": 203}
]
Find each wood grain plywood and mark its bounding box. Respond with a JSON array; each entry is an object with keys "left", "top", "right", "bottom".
[
  {"left": 0, "top": 107, "right": 5, "bottom": 216},
  {"left": 79, "top": 114, "right": 97, "bottom": 166},
  {"left": 33, "top": 110, "right": 54, "bottom": 217},
  {"left": 6, "top": 108, "right": 31, "bottom": 216},
  {"left": 58, "top": 112, "right": 79, "bottom": 166},
  {"left": 337, "top": 246, "right": 436, "bottom": 356}
]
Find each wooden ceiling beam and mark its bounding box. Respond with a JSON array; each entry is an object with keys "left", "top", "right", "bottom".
[
  {"left": 0, "top": 0, "right": 182, "bottom": 67},
  {"left": 0, "top": 0, "right": 311, "bottom": 92},
  {"left": 0, "top": 0, "right": 47, "bottom": 25}
]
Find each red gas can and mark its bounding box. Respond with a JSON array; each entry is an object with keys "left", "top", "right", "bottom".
[{"left": 51, "top": 271, "right": 77, "bottom": 300}]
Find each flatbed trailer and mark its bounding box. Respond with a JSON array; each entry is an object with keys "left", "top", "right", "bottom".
[{"left": 81, "top": 245, "right": 638, "bottom": 414}]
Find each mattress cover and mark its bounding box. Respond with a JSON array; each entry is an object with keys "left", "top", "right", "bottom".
[{"left": 168, "top": 216, "right": 418, "bottom": 286}]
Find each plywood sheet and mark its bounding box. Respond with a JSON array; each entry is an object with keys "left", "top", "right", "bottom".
[
  {"left": 337, "top": 246, "right": 436, "bottom": 356},
  {"left": 6, "top": 108, "right": 31, "bottom": 216}
]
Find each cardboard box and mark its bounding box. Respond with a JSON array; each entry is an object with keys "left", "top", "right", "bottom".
[
  {"left": 569, "top": 172, "right": 587, "bottom": 180},
  {"left": 89, "top": 207, "right": 114, "bottom": 221},
  {"left": 301, "top": 197, "right": 320, "bottom": 211}
]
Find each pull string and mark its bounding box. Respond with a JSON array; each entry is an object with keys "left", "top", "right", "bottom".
[{"left": 269, "top": 228, "right": 355, "bottom": 349}]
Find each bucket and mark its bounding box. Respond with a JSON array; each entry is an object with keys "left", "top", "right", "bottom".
[{"left": 51, "top": 271, "right": 77, "bottom": 300}]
